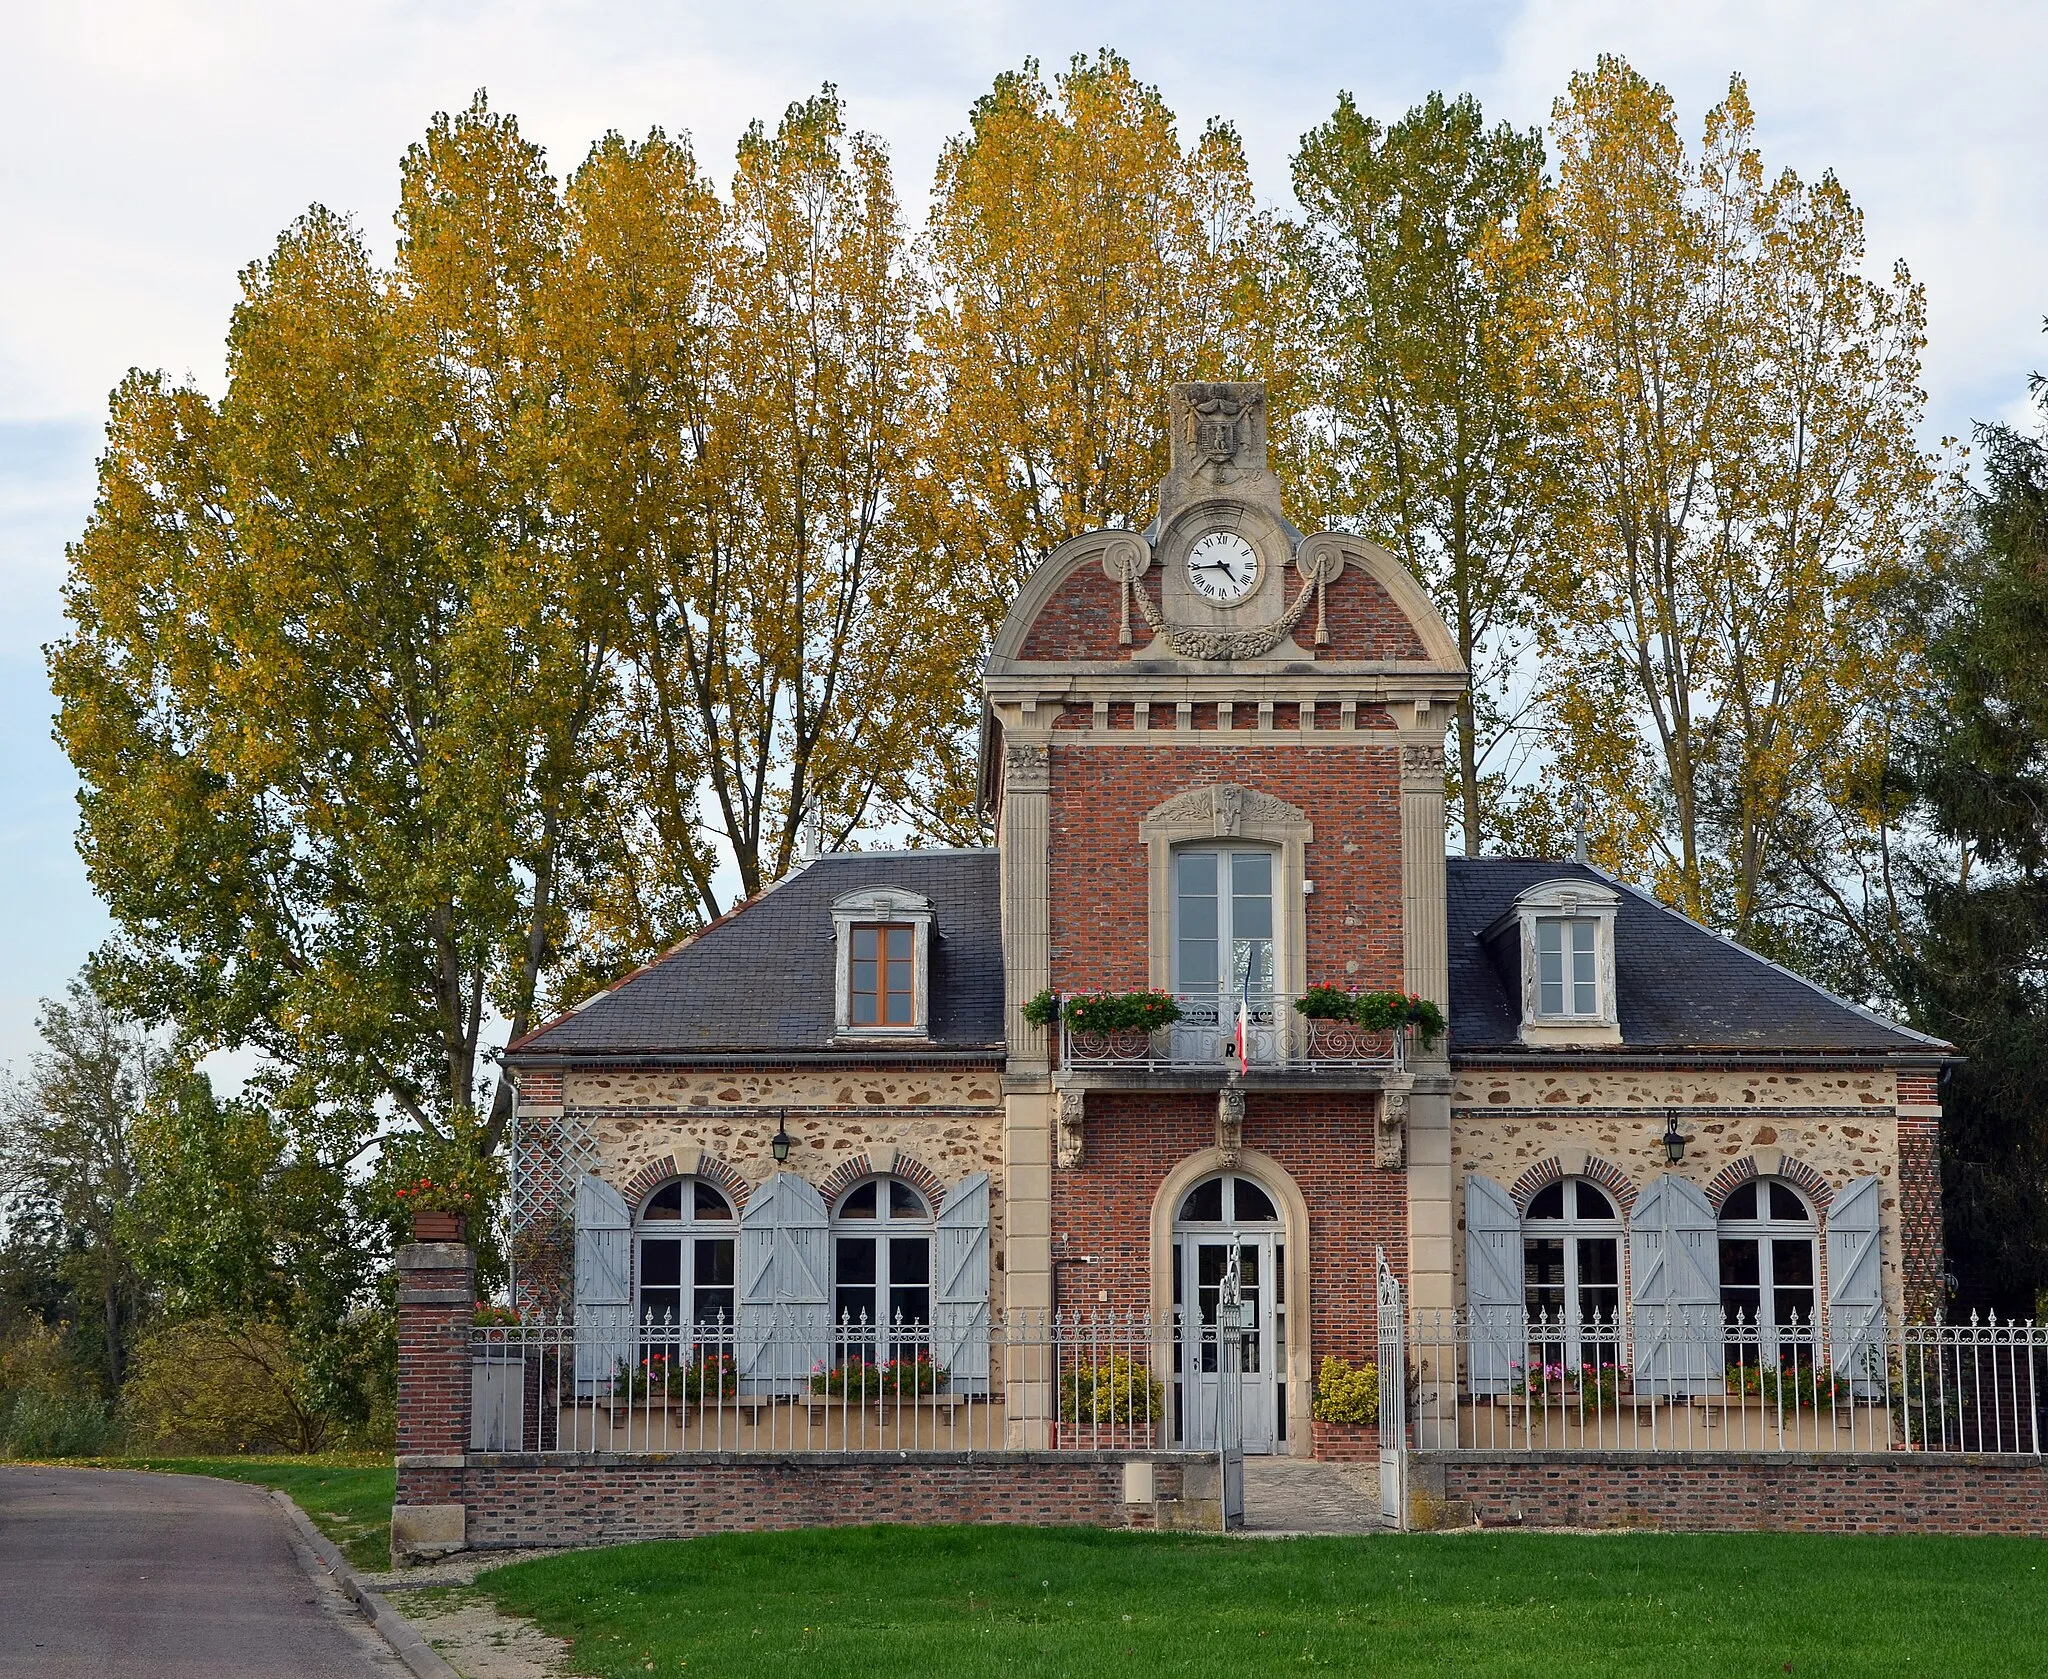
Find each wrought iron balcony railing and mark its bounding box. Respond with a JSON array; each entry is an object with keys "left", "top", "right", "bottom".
[{"left": 1056, "top": 992, "right": 1404, "bottom": 1075}]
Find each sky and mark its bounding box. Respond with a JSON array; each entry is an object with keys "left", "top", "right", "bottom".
[{"left": 2, "top": 0, "right": 2044, "bottom": 1070}]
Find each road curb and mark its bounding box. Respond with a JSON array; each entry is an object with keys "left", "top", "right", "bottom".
[{"left": 271, "top": 1490, "right": 462, "bottom": 1679}]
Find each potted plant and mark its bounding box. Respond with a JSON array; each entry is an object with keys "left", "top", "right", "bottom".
[
  {"left": 1310, "top": 1355, "right": 1381, "bottom": 1460},
  {"left": 1055, "top": 1355, "right": 1164, "bottom": 1447},
  {"left": 809, "top": 1356, "right": 946, "bottom": 1403}
]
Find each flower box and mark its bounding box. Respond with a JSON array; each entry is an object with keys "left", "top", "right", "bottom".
[
  {"left": 412, "top": 1210, "right": 468, "bottom": 1243},
  {"left": 1311, "top": 1418, "right": 1381, "bottom": 1461}
]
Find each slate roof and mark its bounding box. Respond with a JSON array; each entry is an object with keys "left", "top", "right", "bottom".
[
  {"left": 510, "top": 849, "right": 1946, "bottom": 1064},
  {"left": 1445, "top": 858, "right": 1948, "bottom": 1058},
  {"left": 509, "top": 850, "right": 1004, "bottom": 1061}
]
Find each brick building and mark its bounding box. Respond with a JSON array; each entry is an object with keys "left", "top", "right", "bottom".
[{"left": 503, "top": 381, "right": 1950, "bottom": 1460}]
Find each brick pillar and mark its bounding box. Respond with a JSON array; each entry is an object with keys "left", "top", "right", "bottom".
[{"left": 393, "top": 1240, "right": 473, "bottom": 1560}]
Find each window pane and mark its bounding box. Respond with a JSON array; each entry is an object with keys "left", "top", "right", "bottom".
[
  {"left": 1179, "top": 1178, "right": 1225, "bottom": 1221},
  {"left": 885, "top": 925, "right": 913, "bottom": 960},
  {"left": 1231, "top": 852, "right": 1273, "bottom": 936},
  {"left": 839, "top": 1181, "right": 877, "bottom": 1219},
  {"left": 694, "top": 1238, "right": 735, "bottom": 1287},
  {"left": 1524, "top": 1236, "right": 1566, "bottom": 1321},
  {"left": 640, "top": 1239, "right": 682, "bottom": 1287},
  {"left": 1722, "top": 1183, "right": 1758, "bottom": 1220},
  {"left": 1570, "top": 921, "right": 1597, "bottom": 1015},
  {"left": 1768, "top": 1182, "right": 1809, "bottom": 1221},
  {"left": 835, "top": 1237, "right": 878, "bottom": 1331},
  {"left": 1537, "top": 920, "right": 1563, "bottom": 1014},
  {"left": 643, "top": 1182, "right": 683, "bottom": 1220},
  {"left": 1177, "top": 851, "right": 1220, "bottom": 993},
  {"left": 1719, "top": 1238, "right": 1762, "bottom": 1329},
  {"left": 1575, "top": 1182, "right": 1616, "bottom": 1220},
  {"left": 694, "top": 1181, "right": 733, "bottom": 1219},
  {"left": 1526, "top": 1182, "right": 1564, "bottom": 1220},
  {"left": 1232, "top": 1179, "right": 1278, "bottom": 1223},
  {"left": 852, "top": 926, "right": 877, "bottom": 960},
  {"left": 888, "top": 1237, "right": 931, "bottom": 1285},
  {"left": 888, "top": 1180, "right": 927, "bottom": 1219}
]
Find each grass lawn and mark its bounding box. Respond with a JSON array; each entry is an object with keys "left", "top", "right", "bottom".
[
  {"left": 68, "top": 1454, "right": 395, "bottom": 1570},
  {"left": 478, "top": 1523, "right": 2048, "bottom": 1678}
]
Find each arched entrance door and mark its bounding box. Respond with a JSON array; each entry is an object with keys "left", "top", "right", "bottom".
[{"left": 1173, "top": 1172, "right": 1286, "bottom": 1454}]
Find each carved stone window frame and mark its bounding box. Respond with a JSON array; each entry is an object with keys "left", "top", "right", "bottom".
[
  {"left": 831, "top": 887, "right": 935, "bottom": 1039},
  {"left": 1485, "top": 878, "right": 1622, "bottom": 1047},
  {"left": 1137, "top": 784, "right": 1312, "bottom": 997}
]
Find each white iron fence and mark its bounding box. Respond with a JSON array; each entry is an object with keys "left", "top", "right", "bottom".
[
  {"left": 1397, "top": 1305, "right": 2048, "bottom": 1456},
  {"left": 1057, "top": 992, "right": 1404, "bottom": 1074},
  {"left": 471, "top": 1309, "right": 1238, "bottom": 1456}
]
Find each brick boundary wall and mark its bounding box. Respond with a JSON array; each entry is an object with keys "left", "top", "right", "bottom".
[
  {"left": 1416, "top": 1452, "right": 2048, "bottom": 1536},
  {"left": 399, "top": 1451, "right": 1220, "bottom": 1550}
]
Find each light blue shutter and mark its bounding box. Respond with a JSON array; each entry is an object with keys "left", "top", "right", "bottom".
[
  {"left": 1464, "top": 1175, "right": 1522, "bottom": 1396},
  {"left": 738, "top": 1172, "right": 831, "bottom": 1391},
  {"left": 933, "top": 1172, "right": 992, "bottom": 1392},
  {"left": 1827, "top": 1175, "right": 1885, "bottom": 1396},
  {"left": 1629, "top": 1174, "right": 1722, "bottom": 1398},
  {"left": 573, "top": 1173, "right": 633, "bottom": 1392}
]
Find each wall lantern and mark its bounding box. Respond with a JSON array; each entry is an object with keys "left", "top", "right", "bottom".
[
  {"left": 770, "top": 1112, "right": 793, "bottom": 1164},
  {"left": 1662, "top": 1111, "right": 1686, "bottom": 1165}
]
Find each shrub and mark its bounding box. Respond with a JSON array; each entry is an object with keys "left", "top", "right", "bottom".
[
  {"left": 3, "top": 1390, "right": 111, "bottom": 1458},
  {"left": 1726, "top": 1361, "right": 1848, "bottom": 1410},
  {"left": 1350, "top": 990, "right": 1447, "bottom": 1046},
  {"left": 1311, "top": 1356, "right": 1379, "bottom": 1425},
  {"left": 1063, "top": 992, "right": 1183, "bottom": 1034},
  {"left": 1059, "top": 1355, "right": 1163, "bottom": 1426},
  {"left": 121, "top": 1316, "right": 328, "bottom": 1453},
  {"left": 1021, "top": 989, "right": 1059, "bottom": 1029}
]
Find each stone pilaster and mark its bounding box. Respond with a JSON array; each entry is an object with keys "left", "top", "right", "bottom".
[
  {"left": 1399, "top": 739, "right": 1449, "bottom": 1007},
  {"left": 1399, "top": 735, "right": 1456, "bottom": 1316}
]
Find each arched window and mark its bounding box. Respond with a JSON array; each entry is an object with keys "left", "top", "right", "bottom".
[
  {"left": 831, "top": 1176, "right": 933, "bottom": 1358},
  {"left": 634, "top": 1178, "right": 736, "bottom": 1337},
  {"left": 1523, "top": 1178, "right": 1622, "bottom": 1371},
  {"left": 1718, "top": 1178, "right": 1817, "bottom": 1361}
]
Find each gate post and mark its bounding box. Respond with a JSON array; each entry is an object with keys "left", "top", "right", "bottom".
[
  {"left": 1218, "top": 1253, "right": 1245, "bottom": 1530},
  {"left": 393, "top": 1240, "right": 474, "bottom": 1560},
  {"left": 1376, "top": 1248, "right": 1409, "bottom": 1531}
]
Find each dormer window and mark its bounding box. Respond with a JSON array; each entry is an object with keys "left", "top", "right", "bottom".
[
  {"left": 832, "top": 887, "right": 933, "bottom": 1038},
  {"left": 1483, "top": 878, "right": 1622, "bottom": 1047},
  {"left": 1536, "top": 916, "right": 1598, "bottom": 1017}
]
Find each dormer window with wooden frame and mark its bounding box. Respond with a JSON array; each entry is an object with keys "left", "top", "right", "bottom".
[
  {"left": 831, "top": 887, "right": 934, "bottom": 1038},
  {"left": 1483, "top": 878, "right": 1622, "bottom": 1047}
]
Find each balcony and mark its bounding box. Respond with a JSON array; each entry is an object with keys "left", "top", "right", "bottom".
[{"left": 1055, "top": 992, "right": 1405, "bottom": 1083}]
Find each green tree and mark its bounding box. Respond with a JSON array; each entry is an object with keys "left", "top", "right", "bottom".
[
  {"left": 1904, "top": 406, "right": 2048, "bottom": 1311},
  {"left": 51, "top": 98, "right": 619, "bottom": 1153},
  {"left": 1290, "top": 91, "right": 1548, "bottom": 854},
  {"left": 0, "top": 977, "right": 155, "bottom": 1389}
]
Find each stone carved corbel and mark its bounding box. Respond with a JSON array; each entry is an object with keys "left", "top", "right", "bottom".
[
  {"left": 1056, "top": 1089, "right": 1086, "bottom": 1169},
  {"left": 1377, "top": 1089, "right": 1409, "bottom": 1170},
  {"left": 1217, "top": 1085, "right": 1246, "bottom": 1168}
]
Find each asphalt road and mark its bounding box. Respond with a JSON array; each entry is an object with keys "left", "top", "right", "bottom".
[{"left": 0, "top": 1466, "right": 407, "bottom": 1678}]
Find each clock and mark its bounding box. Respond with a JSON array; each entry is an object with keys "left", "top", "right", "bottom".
[{"left": 1186, "top": 530, "right": 1260, "bottom": 604}]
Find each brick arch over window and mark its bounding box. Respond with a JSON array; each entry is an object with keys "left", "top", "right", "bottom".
[
  {"left": 622, "top": 1151, "right": 752, "bottom": 1213},
  {"left": 818, "top": 1149, "right": 948, "bottom": 1212},
  {"left": 1705, "top": 1153, "right": 1833, "bottom": 1215},
  {"left": 1509, "top": 1153, "right": 1639, "bottom": 1216}
]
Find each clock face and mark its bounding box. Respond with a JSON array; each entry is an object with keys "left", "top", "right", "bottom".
[{"left": 1186, "top": 531, "right": 1260, "bottom": 604}]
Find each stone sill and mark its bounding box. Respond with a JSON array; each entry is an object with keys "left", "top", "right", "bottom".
[
  {"left": 455, "top": 1448, "right": 1218, "bottom": 1470},
  {"left": 1414, "top": 1449, "right": 2045, "bottom": 1468}
]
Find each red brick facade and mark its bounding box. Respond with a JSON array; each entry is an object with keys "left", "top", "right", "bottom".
[
  {"left": 400, "top": 1453, "right": 1207, "bottom": 1548},
  {"left": 1426, "top": 1451, "right": 2048, "bottom": 1536},
  {"left": 1049, "top": 1092, "right": 1404, "bottom": 1364},
  {"left": 396, "top": 1243, "right": 474, "bottom": 1459},
  {"left": 1046, "top": 744, "right": 1405, "bottom": 997}
]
